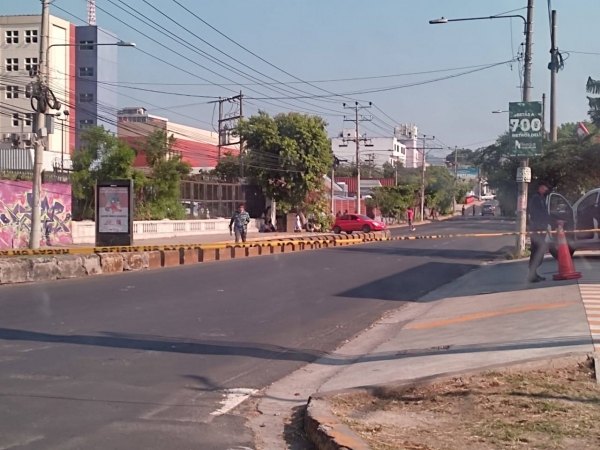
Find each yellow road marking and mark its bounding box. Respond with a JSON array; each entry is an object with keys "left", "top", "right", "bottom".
[{"left": 406, "top": 302, "right": 575, "bottom": 330}]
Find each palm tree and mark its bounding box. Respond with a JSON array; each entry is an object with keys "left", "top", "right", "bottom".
[{"left": 586, "top": 77, "right": 600, "bottom": 126}]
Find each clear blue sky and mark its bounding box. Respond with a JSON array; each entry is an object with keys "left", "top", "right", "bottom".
[{"left": 7, "top": 0, "right": 600, "bottom": 157}]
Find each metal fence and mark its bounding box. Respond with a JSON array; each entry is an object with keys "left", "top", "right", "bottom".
[{"left": 179, "top": 180, "right": 265, "bottom": 219}]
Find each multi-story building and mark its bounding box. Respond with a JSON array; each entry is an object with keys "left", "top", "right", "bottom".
[
  {"left": 74, "top": 25, "right": 118, "bottom": 149},
  {"left": 331, "top": 128, "right": 406, "bottom": 168},
  {"left": 117, "top": 107, "right": 236, "bottom": 171},
  {"left": 394, "top": 124, "right": 422, "bottom": 168},
  {"left": 0, "top": 14, "right": 74, "bottom": 171},
  {"left": 0, "top": 14, "right": 119, "bottom": 171}
]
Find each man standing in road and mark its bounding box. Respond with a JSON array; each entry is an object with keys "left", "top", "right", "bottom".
[
  {"left": 230, "top": 203, "right": 251, "bottom": 243},
  {"left": 528, "top": 181, "right": 551, "bottom": 283},
  {"left": 407, "top": 206, "right": 415, "bottom": 231}
]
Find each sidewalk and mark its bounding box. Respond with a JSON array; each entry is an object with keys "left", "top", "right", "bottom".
[
  {"left": 67, "top": 219, "right": 429, "bottom": 248},
  {"left": 252, "top": 256, "right": 596, "bottom": 449}
]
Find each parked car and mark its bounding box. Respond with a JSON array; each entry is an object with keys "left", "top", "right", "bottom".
[
  {"left": 481, "top": 194, "right": 496, "bottom": 200},
  {"left": 481, "top": 203, "right": 496, "bottom": 216},
  {"left": 545, "top": 188, "right": 600, "bottom": 259},
  {"left": 332, "top": 214, "right": 387, "bottom": 234}
]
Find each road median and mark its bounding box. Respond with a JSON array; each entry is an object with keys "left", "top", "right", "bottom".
[{"left": 0, "top": 231, "right": 390, "bottom": 285}]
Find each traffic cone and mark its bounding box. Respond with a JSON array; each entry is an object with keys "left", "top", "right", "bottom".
[{"left": 553, "top": 220, "right": 581, "bottom": 281}]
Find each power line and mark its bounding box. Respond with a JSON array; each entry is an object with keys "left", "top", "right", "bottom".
[
  {"left": 104, "top": 61, "right": 511, "bottom": 87},
  {"left": 243, "top": 59, "right": 518, "bottom": 99},
  {"left": 169, "top": 0, "right": 361, "bottom": 103}
]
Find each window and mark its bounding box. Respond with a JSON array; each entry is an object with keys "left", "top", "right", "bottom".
[
  {"left": 79, "top": 119, "right": 94, "bottom": 129},
  {"left": 79, "top": 40, "right": 94, "bottom": 50},
  {"left": 5, "top": 85, "right": 19, "bottom": 99},
  {"left": 5, "top": 58, "right": 18, "bottom": 71},
  {"left": 25, "top": 57, "right": 38, "bottom": 73},
  {"left": 12, "top": 113, "right": 20, "bottom": 127},
  {"left": 25, "top": 30, "right": 38, "bottom": 44},
  {"left": 79, "top": 67, "right": 94, "bottom": 77},
  {"left": 5, "top": 30, "right": 18, "bottom": 44},
  {"left": 24, "top": 113, "right": 33, "bottom": 127},
  {"left": 79, "top": 93, "right": 94, "bottom": 103}
]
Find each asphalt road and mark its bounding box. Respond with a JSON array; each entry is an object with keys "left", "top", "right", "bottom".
[{"left": 0, "top": 217, "right": 514, "bottom": 450}]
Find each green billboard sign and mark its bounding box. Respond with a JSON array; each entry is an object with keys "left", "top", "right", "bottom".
[{"left": 509, "top": 101, "right": 543, "bottom": 156}]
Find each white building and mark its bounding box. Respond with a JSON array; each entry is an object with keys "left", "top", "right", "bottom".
[
  {"left": 394, "top": 124, "right": 423, "bottom": 168},
  {"left": 0, "top": 14, "right": 74, "bottom": 171},
  {"left": 331, "top": 128, "right": 406, "bottom": 168}
]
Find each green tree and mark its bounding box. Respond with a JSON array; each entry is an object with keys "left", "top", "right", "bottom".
[
  {"left": 367, "top": 184, "right": 416, "bottom": 220},
  {"left": 213, "top": 151, "right": 241, "bottom": 182},
  {"left": 382, "top": 161, "right": 399, "bottom": 179},
  {"left": 135, "top": 129, "right": 192, "bottom": 220},
  {"left": 71, "top": 126, "right": 141, "bottom": 220},
  {"left": 445, "top": 148, "right": 474, "bottom": 166},
  {"left": 424, "top": 166, "right": 459, "bottom": 213},
  {"left": 236, "top": 111, "right": 333, "bottom": 213},
  {"left": 586, "top": 77, "right": 600, "bottom": 126}
]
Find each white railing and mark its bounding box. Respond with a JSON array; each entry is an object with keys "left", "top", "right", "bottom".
[{"left": 71, "top": 218, "right": 260, "bottom": 244}]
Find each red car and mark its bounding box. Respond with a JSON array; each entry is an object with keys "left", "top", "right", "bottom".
[{"left": 332, "top": 214, "right": 387, "bottom": 234}]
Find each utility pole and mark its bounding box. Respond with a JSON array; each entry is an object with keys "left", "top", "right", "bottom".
[
  {"left": 343, "top": 102, "right": 372, "bottom": 214},
  {"left": 549, "top": 9, "right": 558, "bottom": 141},
  {"left": 453, "top": 145, "right": 458, "bottom": 213},
  {"left": 516, "top": 0, "right": 535, "bottom": 257},
  {"left": 213, "top": 92, "right": 243, "bottom": 173},
  {"left": 30, "top": 0, "right": 50, "bottom": 249},
  {"left": 418, "top": 135, "right": 440, "bottom": 221},
  {"left": 217, "top": 98, "right": 223, "bottom": 161},
  {"left": 542, "top": 93, "right": 546, "bottom": 139}
]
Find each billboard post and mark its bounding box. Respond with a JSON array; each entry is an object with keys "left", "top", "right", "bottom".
[{"left": 95, "top": 179, "right": 134, "bottom": 247}]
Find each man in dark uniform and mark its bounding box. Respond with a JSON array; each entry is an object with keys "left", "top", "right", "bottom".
[{"left": 528, "top": 181, "right": 551, "bottom": 282}]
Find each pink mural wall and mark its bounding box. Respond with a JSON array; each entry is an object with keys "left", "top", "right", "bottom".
[{"left": 0, "top": 181, "right": 72, "bottom": 249}]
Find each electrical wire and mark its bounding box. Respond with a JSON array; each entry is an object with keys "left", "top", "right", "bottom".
[
  {"left": 169, "top": 0, "right": 363, "bottom": 103},
  {"left": 87, "top": 0, "right": 349, "bottom": 117}
]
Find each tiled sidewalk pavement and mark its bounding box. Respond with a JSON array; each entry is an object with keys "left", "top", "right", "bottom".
[{"left": 576, "top": 255, "right": 600, "bottom": 352}]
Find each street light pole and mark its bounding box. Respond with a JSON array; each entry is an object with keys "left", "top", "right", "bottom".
[
  {"left": 549, "top": 9, "right": 558, "bottom": 141},
  {"left": 30, "top": 0, "right": 50, "bottom": 249},
  {"left": 29, "top": 34, "right": 135, "bottom": 249},
  {"left": 430, "top": 2, "right": 534, "bottom": 257},
  {"left": 516, "top": 0, "right": 535, "bottom": 256}
]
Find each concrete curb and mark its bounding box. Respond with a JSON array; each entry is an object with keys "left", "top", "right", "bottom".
[
  {"left": 304, "top": 352, "right": 591, "bottom": 450},
  {"left": 0, "top": 230, "right": 391, "bottom": 286},
  {"left": 304, "top": 396, "right": 370, "bottom": 450}
]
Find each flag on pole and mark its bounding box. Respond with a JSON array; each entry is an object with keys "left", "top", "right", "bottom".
[{"left": 576, "top": 122, "right": 590, "bottom": 138}]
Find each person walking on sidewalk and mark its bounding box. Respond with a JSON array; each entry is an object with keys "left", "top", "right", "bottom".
[
  {"left": 407, "top": 207, "right": 416, "bottom": 231},
  {"left": 528, "top": 181, "right": 551, "bottom": 283},
  {"left": 472, "top": 205, "right": 476, "bottom": 216},
  {"left": 461, "top": 205, "right": 466, "bottom": 217},
  {"left": 229, "top": 203, "right": 251, "bottom": 243}
]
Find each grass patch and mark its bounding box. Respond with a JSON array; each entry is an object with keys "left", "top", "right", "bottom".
[{"left": 329, "top": 359, "right": 599, "bottom": 450}]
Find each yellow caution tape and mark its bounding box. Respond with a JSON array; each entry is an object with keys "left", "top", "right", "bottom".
[
  {"left": 2, "top": 227, "right": 596, "bottom": 258},
  {"left": 0, "top": 236, "right": 366, "bottom": 257}
]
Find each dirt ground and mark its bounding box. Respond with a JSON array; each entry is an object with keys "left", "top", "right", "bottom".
[{"left": 329, "top": 359, "right": 600, "bottom": 450}]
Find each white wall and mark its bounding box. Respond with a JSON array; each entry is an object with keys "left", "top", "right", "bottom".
[
  {"left": 332, "top": 133, "right": 406, "bottom": 168},
  {"left": 0, "top": 15, "right": 72, "bottom": 171},
  {"left": 72, "top": 218, "right": 261, "bottom": 245}
]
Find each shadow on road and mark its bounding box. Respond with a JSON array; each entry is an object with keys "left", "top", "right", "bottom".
[
  {"left": 0, "top": 328, "right": 589, "bottom": 368},
  {"left": 332, "top": 244, "right": 513, "bottom": 262},
  {"left": 337, "top": 261, "right": 479, "bottom": 301}
]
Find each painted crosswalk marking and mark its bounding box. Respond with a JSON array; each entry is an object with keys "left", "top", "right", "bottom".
[
  {"left": 578, "top": 283, "right": 600, "bottom": 351},
  {"left": 210, "top": 388, "right": 258, "bottom": 417}
]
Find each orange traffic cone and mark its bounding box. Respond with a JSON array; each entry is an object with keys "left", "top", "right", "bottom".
[{"left": 553, "top": 220, "right": 581, "bottom": 281}]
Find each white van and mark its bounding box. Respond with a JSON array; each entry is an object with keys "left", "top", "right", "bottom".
[{"left": 545, "top": 189, "right": 600, "bottom": 258}]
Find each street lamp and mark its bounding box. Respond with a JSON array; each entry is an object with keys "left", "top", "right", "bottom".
[
  {"left": 46, "top": 40, "right": 136, "bottom": 63},
  {"left": 429, "top": 4, "right": 534, "bottom": 257},
  {"left": 492, "top": 110, "right": 509, "bottom": 114}
]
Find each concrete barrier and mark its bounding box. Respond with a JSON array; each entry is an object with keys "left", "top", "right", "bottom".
[{"left": 0, "top": 230, "right": 387, "bottom": 286}]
